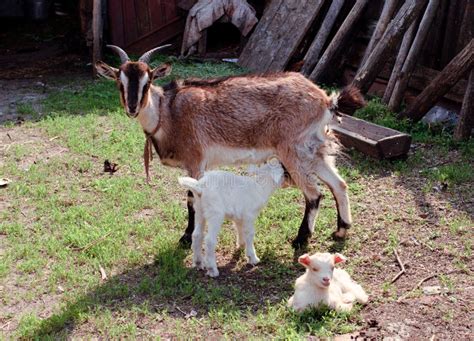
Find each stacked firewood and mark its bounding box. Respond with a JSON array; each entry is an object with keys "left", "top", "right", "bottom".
[{"left": 239, "top": 0, "right": 473, "bottom": 140}]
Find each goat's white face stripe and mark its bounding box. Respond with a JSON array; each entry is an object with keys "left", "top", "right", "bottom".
[
  {"left": 120, "top": 72, "right": 129, "bottom": 105},
  {"left": 138, "top": 73, "right": 149, "bottom": 106}
]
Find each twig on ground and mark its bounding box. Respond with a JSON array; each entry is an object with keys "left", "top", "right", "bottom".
[
  {"left": 391, "top": 249, "right": 406, "bottom": 283},
  {"left": 7, "top": 133, "right": 12, "bottom": 140},
  {"left": 71, "top": 231, "right": 113, "bottom": 252},
  {"left": 397, "top": 270, "right": 459, "bottom": 302},
  {"left": 49, "top": 136, "right": 59, "bottom": 141}
]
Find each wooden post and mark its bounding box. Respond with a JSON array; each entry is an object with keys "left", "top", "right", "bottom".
[
  {"left": 301, "top": 0, "right": 344, "bottom": 77},
  {"left": 388, "top": 0, "right": 440, "bottom": 112},
  {"left": 382, "top": 21, "right": 417, "bottom": 104},
  {"left": 92, "top": 0, "right": 103, "bottom": 77},
  {"left": 351, "top": 0, "right": 428, "bottom": 93},
  {"left": 454, "top": 70, "right": 474, "bottom": 141},
  {"left": 400, "top": 39, "right": 474, "bottom": 122},
  {"left": 360, "top": 0, "right": 399, "bottom": 67},
  {"left": 309, "top": 0, "right": 369, "bottom": 82}
]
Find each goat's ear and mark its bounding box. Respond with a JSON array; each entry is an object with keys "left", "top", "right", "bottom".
[
  {"left": 151, "top": 63, "right": 172, "bottom": 80},
  {"left": 95, "top": 61, "right": 119, "bottom": 80},
  {"left": 298, "top": 254, "right": 311, "bottom": 267},
  {"left": 334, "top": 253, "right": 347, "bottom": 264}
]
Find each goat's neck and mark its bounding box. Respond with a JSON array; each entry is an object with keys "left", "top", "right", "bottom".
[
  {"left": 257, "top": 177, "right": 280, "bottom": 200},
  {"left": 137, "top": 86, "right": 163, "bottom": 135}
]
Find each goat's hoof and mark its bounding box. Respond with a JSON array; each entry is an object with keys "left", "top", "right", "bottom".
[
  {"left": 178, "top": 233, "right": 192, "bottom": 249},
  {"left": 248, "top": 256, "right": 260, "bottom": 266},
  {"left": 192, "top": 260, "right": 205, "bottom": 270},
  {"left": 206, "top": 268, "right": 219, "bottom": 277},
  {"left": 332, "top": 228, "right": 347, "bottom": 241},
  {"left": 291, "top": 237, "right": 309, "bottom": 250}
]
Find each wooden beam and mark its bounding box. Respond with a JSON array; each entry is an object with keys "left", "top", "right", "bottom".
[
  {"left": 239, "top": 0, "right": 324, "bottom": 73},
  {"left": 301, "top": 0, "right": 344, "bottom": 77},
  {"left": 454, "top": 70, "right": 474, "bottom": 141},
  {"left": 389, "top": 0, "right": 440, "bottom": 112},
  {"left": 309, "top": 0, "right": 369, "bottom": 82},
  {"left": 351, "top": 0, "right": 428, "bottom": 93},
  {"left": 92, "top": 0, "right": 103, "bottom": 77},
  {"left": 400, "top": 39, "right": 474, "bottom": 122},
  {"left": 382, "top": 21, "right": 417, "bottom": 104},
  {"left": 360, "top": 0, "right": 399, "bottom": 67}
]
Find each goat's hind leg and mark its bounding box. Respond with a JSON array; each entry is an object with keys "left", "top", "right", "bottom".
[{"left": 315, "top": 159, "right": 352, "bottom": 239}]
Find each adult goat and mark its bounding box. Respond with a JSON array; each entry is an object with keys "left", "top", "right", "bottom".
[{"left": 95, "top": 45, "right": 365, "bottom": 248}]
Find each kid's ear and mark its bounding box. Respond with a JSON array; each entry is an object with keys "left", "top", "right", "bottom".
[
  {"left": 334, "top": 253, "right": 347, "bottom": 264},
  {"left": 95, "top": 61, "right": 119, "bottom": 80},
  {"left": 298, "top": 254, "right": 311, "bottom": 267},
  {"left": 151, "top": 63, "right": 172, "bottom": 80}
]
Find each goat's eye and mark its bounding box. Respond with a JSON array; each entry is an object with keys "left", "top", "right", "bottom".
[{"left": 311, "top": 267, "right": 318, "bottom": 272}]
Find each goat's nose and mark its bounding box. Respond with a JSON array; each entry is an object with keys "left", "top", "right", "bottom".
[{"left": 322, "top": 277, "right": 330, "bottom": 283}]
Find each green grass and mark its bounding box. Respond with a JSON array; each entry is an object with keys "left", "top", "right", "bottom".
[{"left": 1, "top": 55, "right": 473, "bottom": 338}]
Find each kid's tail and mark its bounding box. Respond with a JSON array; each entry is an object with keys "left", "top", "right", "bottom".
[
  {"left": 329, "top": 85, "right": 366, "bottom": 116},
  {"left": 178, "top": 177, "right": 202, "bottom": 196}
]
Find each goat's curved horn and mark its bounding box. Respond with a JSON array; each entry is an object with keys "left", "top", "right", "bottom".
[
  {"left": 106, "top": 45, "right": 130, "bottom": 64},
  {"left": 138, "top": 44, "right": 172, "bottom": 64}
]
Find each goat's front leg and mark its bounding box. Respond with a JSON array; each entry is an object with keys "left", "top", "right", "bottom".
[
  {"left": 191, "top": 208, "right": 205, "bottom": 270},
  {"left": 178, "top": 190, "right": 195, "bottom": 248},
  {"left": 243, "top": 218, "right": 259, "bottom": 265},
  {"left": 204, "top": 215, "right": 224, "bottom": 277}
]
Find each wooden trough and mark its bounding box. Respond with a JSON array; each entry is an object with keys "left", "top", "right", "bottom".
[{"left": 331, "top": 114, "right": 412, "bottom": 159}]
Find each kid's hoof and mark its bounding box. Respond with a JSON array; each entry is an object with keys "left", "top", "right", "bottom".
[
  {"left": 206, "top": 268, "right": 219, "bottom": 277},
  {"left": 248, "top": 256, "right": 260, "bottom": 266},
  {"left": 192, "top": 260, "right": 205, "bottom": 270},
  {"left": 178, "top": 233, "right": 192, "bottom": 248}
]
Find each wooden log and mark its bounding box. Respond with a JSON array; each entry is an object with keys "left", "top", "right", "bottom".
[
  {"left": 351, "top": 0, "right": 428, "bottom": 93},
  {"left": 457, "top": 1, "right": 474, "bottom": 53},
  {"left": 388, "top": 0, "right": 440, "bottom": 112},
  {"left": 440, "top": 0, "right": 464, "bottom": 67},
  {"left": 382, "top": 21, "right": 417, "bottom": 104},
  {"left": 239, "top": 0, "right": 325, "bottom": 73},
  {"left": 360, "top": 0, "right": 399, "bottom": 67},
  {"left": 92, "top": 0, "right": 103, "bottom": 77},
  {"left": 309, "top": 0, "right": 369, "bottom": 82},
  {"left": 301, "top": 0, "right": 344, "bottom": 77},
  {"left": 330, "top": 114, "right": 412, "bottom": 159},
  {"left": 400, "top": 39, "right": 474, "bottom": 122},
  {"left": 453, "top": 69, "right": 474, "bottom": 141}
]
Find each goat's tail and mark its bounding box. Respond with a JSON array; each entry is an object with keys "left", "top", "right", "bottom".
[
  {"left": 178, "top": 177, "right": 202, "bottom": 196},
  {"left": 329, "top": 85, "right": 366, "bottom": 116}
]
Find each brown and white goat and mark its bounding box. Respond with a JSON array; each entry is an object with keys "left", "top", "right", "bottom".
[{"left": 95, "top": 45, "right": 365, "bottom": 248}]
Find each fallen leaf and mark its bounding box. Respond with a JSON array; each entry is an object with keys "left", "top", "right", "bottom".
[
  {"left": 0, "top": 178, "right": 12, "bottom": 187},
  {"left": 99, "top": 265, "right": 107, "bottom": 280},
  {"left": 103, "top": 160, "right": 119, "bottom": 174}
]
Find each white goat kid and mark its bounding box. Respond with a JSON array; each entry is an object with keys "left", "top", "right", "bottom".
[
  {"left": 288, "top": 252, "right": 368, "bottom": 312},
  {"left": 178, "top": 161, "right": 284, "bottom": 277}
]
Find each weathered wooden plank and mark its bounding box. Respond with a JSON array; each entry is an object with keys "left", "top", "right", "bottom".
[
  {"left": 92, "top": 0, "right": 103, "bottom": 76},
  {"left": 331, "top": 114, "right": 411, "bottom": 159},
  {"left": 239, "top": 0, "right": 324, "bottom": 73},
  {"left": 400, "top": 39, "right": 474, "bottom": 121},
  {"left": 389, "top": 0, "right": 440, "bottom": 112},
  {"left": 309, "top": 0, "right": 369, "bottom": 82},
  {"left": 301, "top": 0, "right": 344, "bottom": 77},
  {"left": 135, "top": 0, "right": 152, "bottom": 37},
  {"left": 352, "top": 0, "right": 428, "bottom": 93},
  {"left": 454, "top": 69, "right": 474, "bottom": 141},
  {"left": 122, "top": 0, "right": 138, "bottom": 45},
  {"left": 360, "top": 0, "right": 399, "bottom": 67},
  {"left": 382, "top": 21, "right": 417, "bottom": 104}
]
